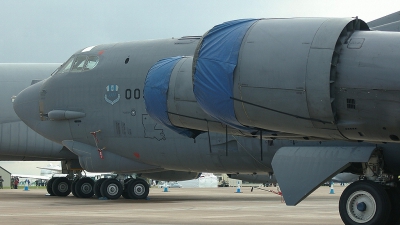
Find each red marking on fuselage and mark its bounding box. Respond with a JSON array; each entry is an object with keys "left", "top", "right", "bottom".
[
  {"left": 98, "top": 50, "right": 104, "bottom": 55},
  {"left": 133, "top": 152, "right": 140, "bottom": 158}
]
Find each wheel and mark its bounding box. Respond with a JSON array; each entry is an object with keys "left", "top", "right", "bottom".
[
  {"left": 122, "top": 178, "right": 133, "bottom": 199},
  {"left": 127, "top": 179, "right": 149, "bottom": 199},
  {"left": 100, "top": 178, "right": 123, "bottom": 200},
  {"left": 122, "top": 191, "right": 131, "bottom": 199},
  {"left": 75, "top": 177, "right": 94, "bottom": 198},
  {"left": 339, "top": 180, "right": 391, "bottom": 225},
  {"left": 94, "top": 178, "right": 107, "bottom": 198},
  {"left": 46, "top": 177, "right": 56, "bottom": 196},
  {"left": 71, "top": 180, "right": 79, "bottom": 197},
  {"left": 386, "top": 188, "right": 400, "bottom": 225},
  {"left": 52, "top": 177, "right": 71, "bottom": 197}
]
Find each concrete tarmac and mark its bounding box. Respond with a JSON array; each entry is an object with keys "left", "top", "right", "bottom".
[{"left": 0, "top": 185, "right": 345, "bottom": 225}]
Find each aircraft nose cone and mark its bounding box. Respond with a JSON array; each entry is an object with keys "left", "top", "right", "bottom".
[
  {"left": 13, "top": 81, "right": 43, "bottom": 129},
  {"left": 13, "top": 79, "right": 73, "bottom": 143}
]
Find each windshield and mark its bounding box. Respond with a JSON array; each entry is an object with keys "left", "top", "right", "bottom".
[
  {"left": 70, "top": 55, "right": 87, "bottom": 72},
  {"left": 59, "top": 57, "right": 74, "bottom": 73},
  {"left": 84, "top": 56, "right": 99, "bottom": 70},
  {"left": 57, "top": 55, "right": 99, "bottom": 74}
]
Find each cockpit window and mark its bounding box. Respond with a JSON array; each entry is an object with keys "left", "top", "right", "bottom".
[
  {"left": 84, "top": 56, "right": 99, "bottom": 71},
  {"left": 58, "top": 55, "right": 99, "bottom": 74},
  {"left": 71, "top": 55, "right": 87, "bottom": 72},
  {"left": 59, "top": 57, "right": 74, "bottom": 73}
]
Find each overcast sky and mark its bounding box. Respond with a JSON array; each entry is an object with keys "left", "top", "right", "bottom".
[
  {"left": 0, "top": 0, "right": 398, "bottom": 63},
  {"left": 0, "top": 0, "right": 399, "bottom": 175}
]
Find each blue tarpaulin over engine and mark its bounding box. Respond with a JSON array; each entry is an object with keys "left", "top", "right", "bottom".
[
  {"left": 144, "top": 56, "right": 202, "bottom": 139},
  {"left": 193, "top": 19, "right": 258, "bottom": 132}
]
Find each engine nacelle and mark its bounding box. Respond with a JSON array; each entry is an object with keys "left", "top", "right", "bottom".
[
  {"left": 144, "top": 56, "right": 253, "bottom": 138},
  {"left": 193, "top": 18, "right": 364, "bottom": 139},
  {"left": 140, "top": 170, "right": 200, "bottom": 181},
  {"left": 145, "top": 17, "right": 400, "bottom": 143}
]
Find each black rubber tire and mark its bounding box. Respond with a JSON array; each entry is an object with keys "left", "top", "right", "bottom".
[
  {"left": 127, "top": 179, "right": 149, "bottom": 199},
  {"left": 339, "top": 180, "right": 391, "bottom": 225},
  {"left": 94, "top": 178, "right": 107, "bottom": 198},
  {"left": 71, "top": 180, "right": 79, "bottom": 198},
  {"left": 100, "top": 178, "right": 123, "bottom": 200},
  {"left": 122, "top": 178, "right": 133, "bottom": 199},
  {"left": 122, "top": 191, "right": 131, "bottom": 199},
  {"left": 46, "top": 177, "right": 56, "bottom": 196},
  {"left": 75, "top": 177, "right": 95, "bottom": 198},
  {"left": 52, "top": 177, "right": 71, "bottom": 197},
  {"left": 386, "top": 188, "right": 400, "bottom": 225}
]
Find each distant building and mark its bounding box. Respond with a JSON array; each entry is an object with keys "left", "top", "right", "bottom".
[{"left": 0, "top": 166, "right": 11, "bottom": 188}]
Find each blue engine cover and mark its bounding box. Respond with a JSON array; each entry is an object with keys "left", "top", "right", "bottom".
[
  {"left": 144, "top": 56, "right": 203, "bottom": 139},
  {"left": 193, "top": 19, "right": 258, "bottom": 132}
]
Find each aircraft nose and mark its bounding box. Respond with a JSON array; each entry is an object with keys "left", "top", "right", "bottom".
[
  {"left": 13, "top": 80, "right": 43, "bottom": 129},
  {"left": 13, "top": 79, "right": 73, "bottom": 143}
]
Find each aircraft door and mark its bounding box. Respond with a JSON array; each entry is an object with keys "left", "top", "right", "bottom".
[{"left": 69, "top": 119, "right": 89, "bottom": 142}]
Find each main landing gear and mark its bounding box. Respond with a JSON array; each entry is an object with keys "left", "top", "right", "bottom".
[
  {"left": 45, "top": 176, "right": 150, "bottom": 200},
  {"left": 94, "top": 177, "right": 149, "bottom": 200},
  {"left": 46, "top": 176, "right": 94, "bottom": 198},
  {"left": 338, "top": 151, "right": 400, "bottom": 225}
]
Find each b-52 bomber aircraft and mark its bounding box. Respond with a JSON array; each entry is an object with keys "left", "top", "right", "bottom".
[
  {"left": 0, "top": 64, "right": 277, "bottom": 195},
  {"left": 13, "top": 12, "right": 400, "bottom": 225}
]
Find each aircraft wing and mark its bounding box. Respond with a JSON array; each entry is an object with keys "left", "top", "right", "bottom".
[
  {"left": 11, "top": 174, "right": 51, "bottom": 180},
  {"left": 368, "top": 11, "right": 400, "bottom": 31},
  {"left": 36, "top": 166, "right": 62, "bottom": 172}
]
